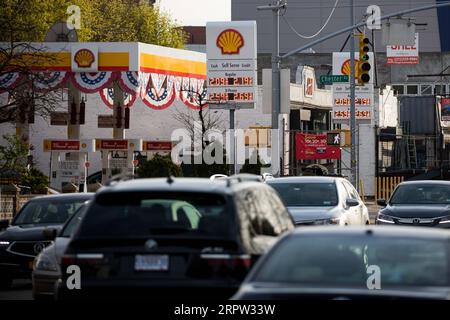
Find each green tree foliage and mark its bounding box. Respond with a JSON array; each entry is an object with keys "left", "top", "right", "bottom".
[
  {"left": 137, "top": 154, "right": 183, "bottom": 178},
  {"left": 20, "top": 167, "right": 49, "bottom": 194},
  {"left": 0, "top": 0, "right": 186, "bottom": 48},
  {"left": 0, "top": 134, "right": 28, "bottom": 173}
]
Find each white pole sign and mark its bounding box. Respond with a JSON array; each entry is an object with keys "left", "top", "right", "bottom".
[
  {"left": 332, "top": 52, "right": 374, "bottom": 122},
  {"left": 206, "top": 21, "right": 257, "bottom": 107}
]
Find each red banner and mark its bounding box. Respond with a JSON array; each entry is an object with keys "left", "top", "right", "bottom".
[
  {"left": 295, "top": 133, "right": 341, "bottom": 160},
  {"left": 47, "top": 140, "right": 80, "bottom": 151},
  {"left": 97, "top": 139, "right": 128, "bottom": 150},
  {"left": 143, "top": 141, "right": 172, "bottom": 151}
]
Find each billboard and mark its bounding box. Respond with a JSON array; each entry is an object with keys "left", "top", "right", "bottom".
[
  {"left": 441, "top": 97, "right": 450, "bottom": 123},
  {"left": 387, "top": 33, "right": 419, "bottom": 65},
  {"left": 295, "top": 133, "right": 341, "bottom": 160}
]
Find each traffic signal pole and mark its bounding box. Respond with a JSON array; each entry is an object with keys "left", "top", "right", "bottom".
[
  {"left": 349, "top": 0, "right": 357, "bottom": 187},
  {"left": 267, "top": 1, "right": 450, "bottom": 186}
]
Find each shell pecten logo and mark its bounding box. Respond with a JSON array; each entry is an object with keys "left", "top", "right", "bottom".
[
  {"left": 74, "top": 49, "right": 95, "bottom": 68},
  {"left": 341, "top": 59, "right": 360, "bottom": 78},
  {"left": 216, "top": 29, "right": 244, "bottom": 55}
]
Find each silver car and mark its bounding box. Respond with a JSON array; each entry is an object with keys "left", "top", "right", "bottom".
[
  {"left": 32, "top": 203, "right": 88, "bottom": 300},
  {"left": 267, "top": 176, "right": 370, "bottom": 226}
]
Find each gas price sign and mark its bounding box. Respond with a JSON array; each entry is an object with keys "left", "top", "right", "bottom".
[{"left": 206, "top": 21, "right": 257, "bottom": 106}]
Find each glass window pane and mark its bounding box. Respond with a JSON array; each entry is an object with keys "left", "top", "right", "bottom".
[
  {"left": 420, "top": 85, "right": 433, "bottom": 95},
  {"left": 435, "top": 85, "right": 447, "bottom": 95},
  {"left": 392, "top": 85, "right": 404, "bottom": 95},
  {"left": 406, "top": 85, "right": 418, "bottom": 95}
]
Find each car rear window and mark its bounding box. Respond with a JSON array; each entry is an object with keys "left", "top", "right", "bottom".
[
  {"left": 268, "top": 182, "right": 338, "bottom": 207},
  {"left": 78, "top": 192, "right": 234, "bottom": 239},
  {"left": 253, "top": 235, "right": 449, "bottom": 287}
]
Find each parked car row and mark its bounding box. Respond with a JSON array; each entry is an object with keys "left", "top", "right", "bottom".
[{"left": 1, "top": 175, "right": 450, "bottom": 300}]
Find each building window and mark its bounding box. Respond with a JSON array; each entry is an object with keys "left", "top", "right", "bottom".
[
  {"left": 420, "top": 84, "right": 433, "bottom": 95},
  {"left": 392, "top": 85, "right": 404, "bottom": 95},
  {"left": 406, "top": 85, "right": 418, "bottom": 95},
  {"left": 434, "top": 85, "right": 447, "bottom": 95}
]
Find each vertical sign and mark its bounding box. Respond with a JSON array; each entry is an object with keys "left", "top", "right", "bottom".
[
  {"left": 387, "top": 33, "right": 419, "bottom": 65},
  {"left": 206, "top": 21, "right": 257, "bottom": 107},
  {"left": 332, "top": 52, "right": 374, "bottom": 122}
]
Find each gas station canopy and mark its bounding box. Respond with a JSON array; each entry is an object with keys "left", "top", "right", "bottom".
[{"left": 0, "top": 42, "right": 207, "bottom": 110}]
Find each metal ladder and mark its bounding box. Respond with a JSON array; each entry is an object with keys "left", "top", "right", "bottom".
[{"left": 407, "top": 136, "right": 417, "bottom": 169}]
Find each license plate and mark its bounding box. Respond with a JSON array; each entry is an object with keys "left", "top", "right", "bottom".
[{"left": 134, "top": 255, "right": 169, "bottom": 271}]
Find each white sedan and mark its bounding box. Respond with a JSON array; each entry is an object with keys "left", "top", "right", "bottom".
[{"left": 267, "top": 176, "right": 370, "bottom": 226}]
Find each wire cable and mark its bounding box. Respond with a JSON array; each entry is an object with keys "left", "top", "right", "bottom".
[{"left": 282, "top": 0, "right": 340, "bottom": 39}]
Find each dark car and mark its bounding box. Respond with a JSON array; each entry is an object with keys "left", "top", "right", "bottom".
[
  {"left": 0, "top": 193, "right": 93, "bottom": 288},
  {"left": 58, "top": 177, "right": 294, "bottom": 299},
  {"left": 32, "top": 202, "right": 89, "bottom": 300},
  {"left": 233, "top": 226, "right": 450, "bottom": 300},
  {"left": 376, "top": 181, "right": 450, "bottom": 228}
]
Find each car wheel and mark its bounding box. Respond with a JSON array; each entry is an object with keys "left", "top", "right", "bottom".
[{"left": 0, "top": 276, "right": 13, "bottom": 289}]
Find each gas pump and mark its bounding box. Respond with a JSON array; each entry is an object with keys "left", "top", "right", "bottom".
[
  {"left": 43, "top": 139, "right": 95, "bottom": 192},
  {"left": 96, "top": 139, "right": 143, "bottom": 184}
]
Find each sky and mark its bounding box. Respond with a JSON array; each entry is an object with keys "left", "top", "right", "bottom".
[{"left": 158, "top": 0, "right": 231, "bottom": 26}]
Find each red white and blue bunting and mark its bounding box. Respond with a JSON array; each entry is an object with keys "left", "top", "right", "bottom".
[
  {"left": 0, "top": 70, "right": 206, "bottom": 110},
  {"left": 32, "top": 71, "right": 70, "bottom": 92},
  {"left": 141, "top": 73, "right": 176, "bottom": 110},
  {"left": 0, "top": 72, "right": 23, "bottom": 93},
  {"left": 118, "top": 71, "right": 142, "bottom": 95},
  {"left": 72, "top": 72, "right": 116, "bottom": 93},
  {"left": 99, "top": 87, "right": 137, "bottom": 109}
]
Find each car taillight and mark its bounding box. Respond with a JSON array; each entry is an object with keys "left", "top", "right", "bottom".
[{"left": 200, "top": 254, "right": 252, "bottom": 268}]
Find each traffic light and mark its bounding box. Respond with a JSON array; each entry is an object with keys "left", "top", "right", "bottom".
[{"left": 358, "top": 34, "right": 371, "bottom": 85}]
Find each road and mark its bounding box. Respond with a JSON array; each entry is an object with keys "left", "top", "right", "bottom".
[
  {"left": 0, "top": 280, "right": 33, "bottom": 300},
  {"left": 0, "top": 204, "right": 381, "bottom": 300}
]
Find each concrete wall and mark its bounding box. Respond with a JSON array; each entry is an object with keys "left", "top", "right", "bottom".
[{"left": 232, "top": 0, "right": 442, "bottom": 54}]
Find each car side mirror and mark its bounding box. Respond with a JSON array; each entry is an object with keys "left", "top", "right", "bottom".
[
  {"left": 377, "top": 199, "right": 387, "bottom": 207},
  {"left": 43, "top": 227, "right": 58, "bottom": 241},
  {"left": 346, "top": 199, "right": 359, "bottom": 207},
  {"left": 0, "top": 219, "right": 9, "bottom": 230}
]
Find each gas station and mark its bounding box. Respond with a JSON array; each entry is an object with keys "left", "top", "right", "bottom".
[{"left": 0, "top": 41, "right": 207, "bottom": 191}]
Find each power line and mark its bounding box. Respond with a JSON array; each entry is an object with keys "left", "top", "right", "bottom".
[{"left": 282, "top": 0, "right": 340, "bottom": 39}]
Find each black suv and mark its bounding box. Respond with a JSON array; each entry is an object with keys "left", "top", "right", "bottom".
[
  {"left": 59, "top": 177, "right": 294, "bottom": 299},
  {"left": 0, "top": 193, "right": 93, "bottom": 288}
]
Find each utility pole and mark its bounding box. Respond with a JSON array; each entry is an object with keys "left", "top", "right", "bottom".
[
  {"left": 257, "top": 1, "right": 286, "bottom": 176},
  {"left": 349, "top": 0, "right": 357, "bottom": 187}
]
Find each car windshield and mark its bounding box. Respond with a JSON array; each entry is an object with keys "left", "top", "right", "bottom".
[
  {"left": 78, "top": 192, "right": 232, "bottom": 239},
  {"left": 390, "top": 184, "right": 450, "bottom": 205},
  {"left": 269, "top": 182, "right": 338, "bottom": 207},
  {"left": 60, "top": 205, "right": 87, "bottom": 238},
  {"left": 13, "top": 198, "right": 87, "bottom": 226},
  {"left": 253, "top": 235, "right": 449, "bottom": 287}
]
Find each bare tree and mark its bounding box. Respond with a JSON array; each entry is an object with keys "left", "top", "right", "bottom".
[
  {"left": 0, "top": 41, "right": 63, "bottom": 124},
  {"left": 173, "top": 89, "right": 225, "bottom": 149}
]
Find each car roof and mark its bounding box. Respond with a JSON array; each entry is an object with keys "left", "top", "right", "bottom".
[
  {"left": 29, "top": 193, "right": 94, "bottom": 202},
  {"left": 96, "top": 177, "right": 266, "bottom": 196},
  {"left": 289, "top": 226, "right": 450, "bottom": 240},
  {"left": 398, "top": 180, "right": 450, "bottom": 186},
  {"left": 266, "top": 176, "right": 341, "bottom": 184}
]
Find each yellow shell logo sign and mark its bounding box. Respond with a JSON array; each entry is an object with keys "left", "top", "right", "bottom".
[
  {"left": 74, "top": 49, "right": 95, "bottom": 68},
  {"left": 341, "top": 59, "right": 360, "bottom": 78},
  {"left": 216, "top": 29, "right": 244, "bottom": 55}
]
